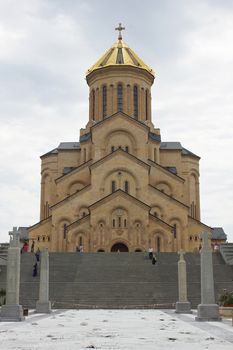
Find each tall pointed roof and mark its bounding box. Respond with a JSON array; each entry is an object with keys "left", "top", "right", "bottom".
[{"left": 86, "top": 24, "right": 155, "bottom": 77}]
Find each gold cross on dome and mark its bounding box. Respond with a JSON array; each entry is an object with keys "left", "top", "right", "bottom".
[{"left": 115, "top": 22, "right": 125, "bottom": 40}]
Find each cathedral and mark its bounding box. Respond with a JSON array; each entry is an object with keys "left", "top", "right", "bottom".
[{"left": 28, "top": 24, "right": 213, "bottom": 253}]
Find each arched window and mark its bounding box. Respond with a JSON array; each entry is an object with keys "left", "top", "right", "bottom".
[
  {"left": 145, "top": 89, "right": 148, "bottom": 120},
  {"left": 173, "top": 224, "right": 177, "bottom": 239},
  {"left": 83, "top": 148, "right": 86, "bottom": 162},
  {"left": 63, "top": 224, "right": 67, "bottom": 239},
  {"left": 156, "top": 237, "right": 161, "bottom": 253},
  {"left": 92, "top": 90, "right": 95, "bottom": 120},
  {"left": 133, "top": 85, "right": 138, "bottom": 119},
  {"left": 112, "top": 208, "right": 127, "bottom": 229},
  {"left": 111, "top": 180, "right": 116, "bottom": 193},
  {"left": 102, "top": 85, "right": 107, "bottom": 119},
  {"left": 117, "top": 83, "right": 123, "bottom": 112},
  {"left": 124, "top": 180, "right": 129, "bottom": 193},
  {"left": 79, "top": 236, "right": 83, "bottom": 246}
]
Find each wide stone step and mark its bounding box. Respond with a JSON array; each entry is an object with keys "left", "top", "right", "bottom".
[{"left": 8, "top": 252, "right": 233, "bottom": 309}]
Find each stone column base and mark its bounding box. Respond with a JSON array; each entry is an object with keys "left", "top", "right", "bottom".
[
  {"left": 195, "top": 304, "right": 221, "bottom": 321},
  {"left": 0, "top": 304, "right": 25, "bottom": 322},
  {"left": 36, "top": 301, "right": 51, "bottom": 313},
  {"left": 175, "top": 301, "right": 192, "bottom": 314}
]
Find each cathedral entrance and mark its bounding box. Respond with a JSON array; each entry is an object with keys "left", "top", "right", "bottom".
[{"left": 111, "top": 243, "right": 129, "bottom": 252}]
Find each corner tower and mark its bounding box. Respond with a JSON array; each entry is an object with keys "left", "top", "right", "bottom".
[{"left": 86, "top": 23, "right": 155, "bottom": 128}]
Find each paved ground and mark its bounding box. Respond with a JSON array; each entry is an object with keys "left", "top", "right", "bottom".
[{"left": 0, "top": 309, "right": 233, "bottom": 349}]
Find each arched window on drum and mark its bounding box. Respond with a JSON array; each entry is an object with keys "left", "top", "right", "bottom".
[{"left": 117, "top": 83, "right": 123, "bottom": 112}]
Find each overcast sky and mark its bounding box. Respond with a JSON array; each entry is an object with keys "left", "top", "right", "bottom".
[{"left": 0, "top": 0, "right": 232, "bottom": 243}]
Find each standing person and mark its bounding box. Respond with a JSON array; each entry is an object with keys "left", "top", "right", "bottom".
[
  {"left": 214, "top": 244, "right": 219, "bottom": 252},
  {"left": 22, "top": 241, "right": 29, "bottom": 253},
  {"left": 35, "top": 248, "right": 40, "bottom": 262},
  {"left": 31, "top": 240, "right": 35, "bottom": 253},
  {"left": 148, "top": 247, "right": 153, "bottom": 260},
  {"left": 152, "top": 253, "right": 157, "bottom": 265},
  {"left": 79, "top": 245, "right": 83, "bottom": 253},
  {"left": 32, "top": 262, "right": 38, "bottom": 277}
]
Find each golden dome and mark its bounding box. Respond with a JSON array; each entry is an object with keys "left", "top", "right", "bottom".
[{"left": 86, "top": 39, "right": 155, "bottom": 77}]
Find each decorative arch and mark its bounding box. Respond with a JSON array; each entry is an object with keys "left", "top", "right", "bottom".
[
  {"left": 41, "top": 171, "right": 52, "bottom": 219},
  {"left": 104, "top": 129, "right": 137, "bottom": 156},
  {"left": 152, "top": 230, "right": 169, "bottom": 252},
  {"left": 67, "top": 181, "right": 85, "bottom": 195},
  {"left": 100, "top": 167, "right": 138, "bottom": 196},
  {"left": 169, "top": 217, "right": 184, "bottom": 251},
  {"left": 111, "top": 242, "right": 129, "bottom": 252},
  {"left": 188, "top": 169, "right": 199, "bottom": 219},
  {"left": 69, "top": 230, "right": 87, "bottom": 251},
  {"left": 150, "top": 205, "right": 163, "bottom": 219},
  {"left": 79, "top": 206, "right": 89, "bottom": 218},
  {"left": 55, "top": 216, "right": 72, "bottom": 251},
  {"left": 155, "top": 181, "right": 173, "bottom": 196},
  {"left": 112, "top": 208, "right": 128, "bottom": 229}
]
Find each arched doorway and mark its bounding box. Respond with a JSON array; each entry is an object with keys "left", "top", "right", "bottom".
[{"left": 111, "top": 243, "right": 129, "bottom": 252}]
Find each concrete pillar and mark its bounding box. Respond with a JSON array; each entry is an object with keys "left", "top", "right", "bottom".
[
  {"left": 0, "top": 227, "right": 25, "bottom": 322},
  {"left": 175, "top": 251, "right": 192, "bottom": 313},
  {"left": 36, "top": 248, "right": 51, "bottom": 313},
  {"left": 196, "top": 232, "right": 221, "bottom": 321}
]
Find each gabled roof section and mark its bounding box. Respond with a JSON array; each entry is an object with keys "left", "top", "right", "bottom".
[
  {"left": 90, "top": 148, "right": 150, "bottom": 171},
  {"left": 67, "top": 214, "right": 90, "bottom": 231},
  {"left": 149, "top": 184, "right": 189, "bottom": 209},
  {"left": 160, "top": 142, "right": 200, "bottom": 159},
  {"left": 188, "top": 216, "right": 212, "bottom": 229},
  {"left": 160, "top": 142, "right": 182, "bottom": 150},
  {"left": 80, "top": 133, "right": 91, "bottom": 142},
  {"left": 149, "top": 213, "right": 174, "bottom": 230},
  {"left": 149, "top": 132, "right": 161, "bottom": 143},
  {"left": 55, "top": 159, "right": 92, "bottom": 183},
  {"left": 41, "top": 142, "right": 80, "bottom": 159},
  {"left": 50, "top": 184, "right": 91, "bottom": 209},
  {"left": 148, "top": 159, "right": 185, "bottom": 182},
  {"left": 89, "top": 189, "right": 151, "bottom": 211},
  {"left": 91, "top": 111, "right": 150, "bottom": 132},
  {"left": 212, "top": 227, "right": 227, "bottom": 240},
  {"left": 28, "top": 216, "right": 52, "bottom": 231},
  {"left": 58, "top": 142, "right": 80, "bottom": 150},
  {"left": 181, "top": 147, "right": 200, "bottom": 159}
]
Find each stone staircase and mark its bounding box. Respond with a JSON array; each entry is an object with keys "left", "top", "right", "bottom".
[
  {"left": 17, "top": 252, "right": 233, "bottom": 309},
  {"left": 220, "top": 243, "right": 233, "bottom": 265}
]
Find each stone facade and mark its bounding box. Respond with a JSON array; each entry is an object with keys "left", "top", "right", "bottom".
[{"left": 28, "top": 34, "right": 212, "bottom": 253}]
